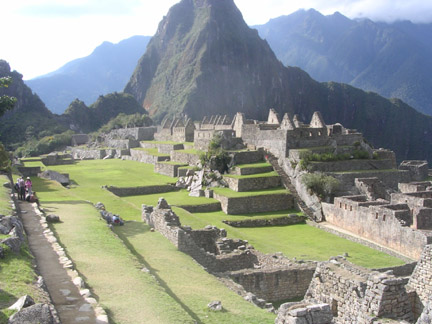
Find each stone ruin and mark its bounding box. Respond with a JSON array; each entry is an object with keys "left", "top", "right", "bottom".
[
  {"left": 322, "top": 180, "right": 432, "bottom": 260},
  {"left": 277, "top": 242, "right": 432, "bottom": 324},
  {"left": 142, "top": 198, "right": 317, "bottom": 311}
]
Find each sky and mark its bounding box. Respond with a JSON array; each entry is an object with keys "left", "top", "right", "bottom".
[{"left": 2, "top": 0, "right": 432, "bottom": 80}]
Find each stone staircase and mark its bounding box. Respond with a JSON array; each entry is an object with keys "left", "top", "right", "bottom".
[{"left": 266, "top": 153, "right": 316, "bottom": 220}]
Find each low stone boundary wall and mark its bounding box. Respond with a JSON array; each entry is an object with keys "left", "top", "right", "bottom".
[
  {"left": 106, "top": 185, "right": 178, "bottom": 197},
  {"left": 231, "top": 165, "right": 274, "bottom": 175},
  {"left": 176, "top": 202, "right": 222, "bottom": 213},
  {"left": 154, "top": 162, "right": 187, "bottom": 177},
  {"left": 230, "top": 265, "right": 316, "bottom": 301},
  {"left": 214, "top": 193, "right": 294, "bottom": 214},
  {"left": 222, "top": 215, "right": 305, "bottom": 227},
  {"left": 170, "top": 151, "right": 201, "bottom": 166},
  {"left": 224, "top": 175, "right": 281, "bottom": 192}
]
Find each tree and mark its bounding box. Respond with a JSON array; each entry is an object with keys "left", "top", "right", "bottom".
[
  {"left": 0, "top": 77, "right": 17, "bottom": 172},
  {"left": 0, "top": 77, "right": 17, "bottom": 116}
]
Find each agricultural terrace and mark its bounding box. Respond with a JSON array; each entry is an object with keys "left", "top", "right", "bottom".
[{"left": 19, "top": 159, "right": 405, "bottom": 323}]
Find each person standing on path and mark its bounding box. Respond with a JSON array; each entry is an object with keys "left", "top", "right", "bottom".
[
  {"left": 25, "top": 177, "right": 33, "bottom": 196},
  {"left": 18, "top": 176, "right": 25, "bottom": 200}
]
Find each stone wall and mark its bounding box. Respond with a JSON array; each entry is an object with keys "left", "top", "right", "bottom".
[
  {"left": 305, "top": 259, "right": 413, "bottom": 323},
  {"left": 178, "top": 203, "right": 221, "bottom": 213},
  {"left": 276, "top": 303, "right": 333, "bottom": 324},
  {"left": 154, "top": 162, "right": 187, "bottom": 177},
  {"left": 240, "top": 125, "right": 289, "bottom": 158},
  {"left": 214, "top": 192, "right": 294, "bottom": 214},
  {"left": 231, "top": 150, "right": 264, "bottom": 165},
  {"left": 107, "top": 127, "right": 156, "bottom": 141},
  {"left": 230, "top": 265, "right": 316, "bottom": 302},
  {"left": 106, "top": 185, "right": 178, "bottom": 197},
  {"left": 71, "top": 148, "right": 106, "bottom": 160},
  {"left": 17, "top": 166, "right": 41, "bottom": 177},
  {"left": 71, "top": 134, "right": 89, "bottom": 146},
  {"left": 142, "top": 201, "right": 258, "bottom": 273},
  {"left": 105, "top": 139, "right": 139, "bottom": 149},
  {"left": 129, "top": 149, "right": 170, "bottom": 164},
  {"left": 222, "top": 215, "right": 305, "bottom": 227},
  {"left": 307, "top": 159, "right": 395, "bottom": 173},
  {"left": 322, "top": 197, "right": 432, "bottom": 260},
  {"left": 170, "top": 151, "right": 201, "bottom": 166},
  {"left": 408, "top": 245, "right": 432, "bottom": 317},
  {"left": 230, "top": 165, "right": 274, "bottom": 176},
  {"left": 224, "top": 175, "right": 281, "bottom": 192},
  {"left": 329, "top": 169, "right": 411, "bottom": 192}
]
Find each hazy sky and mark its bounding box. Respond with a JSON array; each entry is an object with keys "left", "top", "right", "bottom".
[{"left": 3, "top": 0, "right": 432, "bottom": 80}]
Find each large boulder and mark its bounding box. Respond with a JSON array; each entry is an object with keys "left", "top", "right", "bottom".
[
  {"left": 8, "top": 303, "right": 55, "bottom": 324},
  {"left": 38, "top": 170, "right": 70, "bottom": 186},
  {"left": 1, "top": 236, "right": 22, "bottom": 254}
]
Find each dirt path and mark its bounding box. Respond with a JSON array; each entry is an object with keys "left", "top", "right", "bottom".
[{"left": 18, "top": 200, "right": 98, "bottom": 324}]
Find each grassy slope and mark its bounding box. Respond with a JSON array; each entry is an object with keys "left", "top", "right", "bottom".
[{"left": 31, "top": 161, "right": 274, "bottom": 324}]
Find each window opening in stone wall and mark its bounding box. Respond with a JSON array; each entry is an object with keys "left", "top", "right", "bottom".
[
  {"left": 376, "top": 213, "right": 378, "bottom": 219},
  {"left": 350, "top": 205, "right": 352, "bottom": 211},
  {"left": 383, "top": 214, "right": 386, "bottom": 221},
  {"left": 340, "top": 202, "right": 342, "bottom": 208}
]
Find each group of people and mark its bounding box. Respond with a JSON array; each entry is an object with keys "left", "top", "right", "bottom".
[{"left": 15, "top": 176, "right": 38, "bottom": 203}]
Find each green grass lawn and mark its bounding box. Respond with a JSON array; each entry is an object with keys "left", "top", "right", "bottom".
[
  {"left": 23, "top": 159, "right": 407, "bottom": 323},
  {"left": 31, "top": 161, "right": 275, "bottom": 323}
]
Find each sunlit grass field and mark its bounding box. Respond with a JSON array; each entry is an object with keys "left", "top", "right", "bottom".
[{"left": 19, "top": 158, "right": 406, "bottom": 323}]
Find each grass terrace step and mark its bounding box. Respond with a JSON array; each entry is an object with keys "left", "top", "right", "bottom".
[
  {"left": 213, "top": 187, "right": 294, "bottom": 214},
  {"left": 230, "top": 162, "right": 274, "bottom": 175},
  {"left": 224, "top": 171, "right": 281, "bottom": 192}
]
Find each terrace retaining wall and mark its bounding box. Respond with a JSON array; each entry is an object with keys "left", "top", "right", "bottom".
[
  {"left": 224, "top": 175, "right": 281, "bottom": 192},
  {"left": 214, "top": 192, "right": 294, "bottom": 214},
  {"left": 106, "top": 185, "right": 178, "bottom": 197}
]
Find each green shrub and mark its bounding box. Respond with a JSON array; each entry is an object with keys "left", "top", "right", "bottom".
[
  {"left": 15, "top": 130, "right": 74, "bottom": 157},
  {"left": 301, "top": 173, "right": 340, "bottom": 199}
]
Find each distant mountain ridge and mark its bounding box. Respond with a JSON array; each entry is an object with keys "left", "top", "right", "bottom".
[
  {"left": 124, "top": 0, "right": 432, "bottom": 163},
  {"left": 253, "top": 9, "right": 432, "bottom": 115},
  {"left": 26, "top": 35, "right": 151, "bottom": 114}
]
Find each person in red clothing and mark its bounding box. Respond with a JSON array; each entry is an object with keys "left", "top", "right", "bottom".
[{"left": 25, "top": 177, "right": 33, "bottom": 195}]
